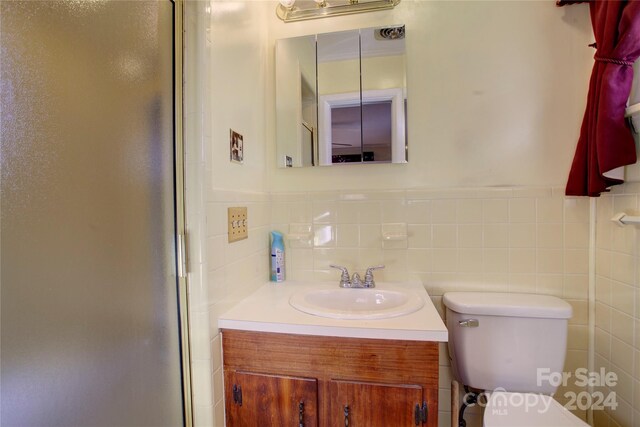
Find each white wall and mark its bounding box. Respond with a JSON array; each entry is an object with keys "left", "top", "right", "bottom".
[
  {"left": 267, "top": 0, "right": 593, "bottom": 191},
  {"left": 206, "top": 2, "right": 272, "bottom": 425},
  {"left": 271, "top": 186, "right": 591, "bottom": 426},
  {"left": 189, "top": 2, "right": 607, "bottom": 426},
  {"left": 210, "top": 1, "right": 269, "bottom": 193},
  {"left": 265, "top": 2, "right": 596, "bottom": 426},
  {"left": 594, "top": 183, "right": 638, "bottom": 427},
  {"left": 184, "top": 3, "right": 215, "bottom": 425},
  {"left": 185, "top": 1, "right": 272, "bottom": 426}
]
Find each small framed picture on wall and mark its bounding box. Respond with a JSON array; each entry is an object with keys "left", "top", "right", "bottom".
[{"left": 230, "top": 129, "right": 243, "bottom": 164}]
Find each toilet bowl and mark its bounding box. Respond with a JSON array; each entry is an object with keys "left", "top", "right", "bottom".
[
  {"left": 443, "top": 292, "right": 589, "bottom": 427},
  {"left": 483, "top": 392, "right": 586, "bottom": 427}
]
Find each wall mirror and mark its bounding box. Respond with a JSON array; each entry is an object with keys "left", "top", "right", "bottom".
[{"left": 276, "top": 25, "right": 407, "bottom": 168}]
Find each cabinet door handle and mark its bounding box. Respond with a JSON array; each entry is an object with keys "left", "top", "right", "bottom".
[
  {"left": 299, "top": 401, "right": 304, "bottom": 427},
  {"left": 344, "top": 405, "right": 350, "bottom": 427},
  {"left": 414, "top": 401, "right": 428, "bottom": 425},
  {"left": 232, "top": 384, "right": 242, "bottom": 406}
]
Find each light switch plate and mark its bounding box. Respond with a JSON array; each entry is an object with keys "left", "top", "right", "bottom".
[{"left": 228, "top": 207, "right": 248, "bottom": 243}]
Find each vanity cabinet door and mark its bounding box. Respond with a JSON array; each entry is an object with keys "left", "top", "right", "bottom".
[
  {"left": 224, "top": 371, "right": 318, "bottom": 427},
  {"left": 327, "top": 380, "right": 426, "bottom": 426}
]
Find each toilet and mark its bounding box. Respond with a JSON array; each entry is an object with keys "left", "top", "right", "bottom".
[{"left": 443, "top": 292, "right": 589, "bottom": 427}]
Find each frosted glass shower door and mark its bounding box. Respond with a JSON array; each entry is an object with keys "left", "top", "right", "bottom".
[{"left": 1, "top": 1, "right": 185, "bottom": 426}]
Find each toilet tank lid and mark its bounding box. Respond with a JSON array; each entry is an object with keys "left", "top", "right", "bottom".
[{"left": 443, "top": 292, "right": 572, "bottom": 319}]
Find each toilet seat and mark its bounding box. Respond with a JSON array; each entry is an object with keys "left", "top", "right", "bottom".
[{"left": 483, "top": 391, "right": 588, "bottom": 427}]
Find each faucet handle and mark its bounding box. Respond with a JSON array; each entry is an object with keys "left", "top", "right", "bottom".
[
  {"left": 330, "top": 264, "right": 351, "bottom": 288},
  {"left": 364, "top": 265, "right": 385, "bottom": 288},
  {"left": 351, "top": 272, "right": 362, "bottom": 287}
]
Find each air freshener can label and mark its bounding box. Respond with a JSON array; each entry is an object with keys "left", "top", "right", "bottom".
[{"left": 271, "top": 248, "right": 285, "bottom": 282}]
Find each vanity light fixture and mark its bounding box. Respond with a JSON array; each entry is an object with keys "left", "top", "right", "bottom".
[{"left": 276, "top": 0, "right": 401, "bottom": 23}]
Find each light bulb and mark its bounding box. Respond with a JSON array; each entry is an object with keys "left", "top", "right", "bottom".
[{"left": 279, "top": 0, "right": 296, "bottom": 8}]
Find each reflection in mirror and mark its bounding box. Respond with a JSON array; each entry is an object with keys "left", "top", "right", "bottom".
[
  {"left": 360, "top": 26, "right": 407, "bottom": 163},
  {"left": 317, "top": 29, "right": 362, "bottom": 165},
  {"left": 276, "top": 25, "right": 407, "bottom": 168},
  {"left": 276, "top": 34, "right": 317, "bottom": 167}
]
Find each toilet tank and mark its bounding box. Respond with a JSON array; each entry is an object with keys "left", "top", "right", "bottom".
[{"left": 443, "top": 292, "right": 572, "bottom": 394}]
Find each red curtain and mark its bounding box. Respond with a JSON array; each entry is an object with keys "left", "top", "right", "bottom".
[{"left": 563, "top": 0, "right": 640, "bottom": 197}]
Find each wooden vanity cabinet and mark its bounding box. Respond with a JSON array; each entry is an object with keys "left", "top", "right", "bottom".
[
  {"left": 224, "top": 371, "right": 318, "bottom": 426},
  {"left": 222, "top": 330, "right": 439, "bottom": 427},
  {"left": 327, "top": 380, "right": 426, "bottom": 426}
]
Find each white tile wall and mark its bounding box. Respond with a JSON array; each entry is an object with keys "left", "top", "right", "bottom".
[
  {"left": 594, "top": 176, "right": 640, "bottom": 427},
  {"left": 191, "top": 185, "right": 594, "bottom": 427},
  {"left": 271, "top": 186, "right": 590, "bottom": 427},
  {"left": 183, "top": 1, "right": 618, "bottom": 425},
  {"left": 184, "top": 2, "right": 216, "bottom": 425},
  {"left": 186, "top": 184, "right": 271, "bottom": 427},
  {"left": 186, "top": 0, "right": 272, "bottom": 424}
]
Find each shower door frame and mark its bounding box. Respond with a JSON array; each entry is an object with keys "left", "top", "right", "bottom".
[
  {"left": 174, "top": 1, "right": 194, "bottom": 426},
  {"left": 1, "top": 0, "right": 193, "bottom": 424}
]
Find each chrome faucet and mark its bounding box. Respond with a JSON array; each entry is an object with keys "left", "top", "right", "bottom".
[
  {"left": 351, "top": 272, "right": 362, "bottom": 288},
  {"left": 330, "top": 264, "right": 385, "bottom": 288},
  {"left": 329, "top": 265, "right": 351, "bottom": 288},
  {"left": 363, "top": 265, "right": 384, "bottom": 288}
]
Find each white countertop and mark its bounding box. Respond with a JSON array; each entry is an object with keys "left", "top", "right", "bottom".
[{"left": 218, "top": 281, "right": 448, "bottom": 342}]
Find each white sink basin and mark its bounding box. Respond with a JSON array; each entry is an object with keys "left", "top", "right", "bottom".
[{"left": 289, "top": 287, "right": 425, "bottom": 320}]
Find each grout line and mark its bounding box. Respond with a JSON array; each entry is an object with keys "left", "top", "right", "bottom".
[{"left": 587, "top": 197, "right": 596, "bottom": 426}]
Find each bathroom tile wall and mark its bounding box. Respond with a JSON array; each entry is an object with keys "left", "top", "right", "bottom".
[
  {"left": 201, "top": 0, "right": 272, "bottom": 422},
  {"left": 271, "top": 186, "right": 591, "bottom": 426},
  {"left": 186, "top": 188, "right": 270, "bottom": 427},
  {"left": 184, "top": 2, "right": 216, "bottom": 425},
  {"left": 185, "top": 1, "right": 272, "bottom": 425},
  {"left": 592, "top": 57, "right": 640, "bottom": 427},
  {"left": 594, "top": 174, "right": 640, "bottom": 427},
  {"left": 206, "top": 191, "right": 271, "bottom": 426},
  {"left": 206, "top": 0, "right": 272, "bottom": 422},
  {"left": 189, "top": 1, "right": 602, "bottom": 426},
  {"left": 264, "top": 4, "right": 595, "bottom": 425},
  {"left": 263, "top": 2, "right": 602, "bottom": 423}
]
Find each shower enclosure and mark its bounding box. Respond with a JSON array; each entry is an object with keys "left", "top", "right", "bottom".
[{"left": 1, "top": 1, "right": 190, "bottom": 425}]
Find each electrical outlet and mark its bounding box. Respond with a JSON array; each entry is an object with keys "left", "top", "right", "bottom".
[{"left": 228, "top": 207, "right": 248, "bottom": 243}]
